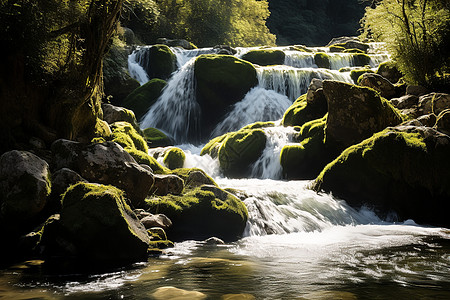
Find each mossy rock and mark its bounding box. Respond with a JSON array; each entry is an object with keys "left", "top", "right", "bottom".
[
  {"left": 170, "top": 168, "right": 217, "bottom": 188},
  {"left": 352, "top": 53, "right": 371, "bottom": 67},
  {"left": 241, "top": 49, "right": 286, "bottom": 66},
  {"left": 145, "top": 185, "right": 248, "bottom": 241},
  {"left": 329, "top": 45, "right": 345, "bottom": 53},
  {"left": 122, "top": 78, "right": 167, "bottom": 121},
  {"left": 343, "top": 48, "right": 365, "bottom": 54},
  {"left": 110, "top": 121, "right": 148, "bottom": 153},
  {"left": 163, "top": 147, "right": 186, "bottom": 170},
  {"left": 314, "top": 52, "right": 330, "bottom": 69},
  {"left": 314, "top": 126, "right": 450, "bottom": 227},
  {"left": 200, "top": 134, "right": 229, "bottom": 159},
  {"left": 280, "top": 116, "right": 336, "bottom": 179},
  {"left": 377, "top": 61, "right": 403, "bottom": 84},
  {"left": 194, "top": 54, "right": 258, "bottom": 135},
  {"left": 58, "top": 183, "right": 151, "bottom": 263},
  {"left": 126, "top": 148, "right": 169, "bottom": 174},
  {"left": 144, "top": 45, "right": 177, "bottom": 80},
  {"left": 350, "top": 68, "right": 375, "bottom": 84},
  {"left": 282, "top": 93, "right": 328, "bottom": 127},
  {"left": 142, "top": 127, "right": 173, "bottom": 148}
]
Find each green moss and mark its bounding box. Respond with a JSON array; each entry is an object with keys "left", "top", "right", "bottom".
[
  {"left": 145, "top": 186, "right": 248, "bottom": 241},
  {"left": 200, "top": 134, "right": 229, "bottom": 158},
  {"left": 170, "top": 168, "right": 218, "bottom": 187},
  {"left": 282, "top": 94, "right": 328, "bottom": 127},
  {"left": 163, "top": 147, "right": 186, "bottom": 170},
  {"left": 218, "top": 129, "right": 267, "bottom": 178},
  {"left": 241, "top": 121, "right": 275, "bottom": 130},
  {"left": 329, "top": 45, "right": 345, "bottom": 53},
  {"left": 110, "top": 121, "right": 148, "bottom": 153},
  {"left": 147, "top": 45, "right": 177, "bottom": 80},
  {"left": 125, "top": 148, "right": 169, "bottom": 174},
  {"left": 350, "top": 68, "right": 375, "bottom": 84},
  {"left": 122, "top": 79, "right": 167, "bottom": 120},
  {"left": 241, "top": 49, "right": 286, "bottom": 66},
  {"left": 314, "top": 52, "right": 330, "bottom": 69},
  {"left": 343, "top": 48, "right": 365, "bottom": 54},
  {"left": 93, "top": 118, "right": 111, "bottom": 139},
  {"left": 142, "top": 127, "right": 173, "bottom": 148},
  {"left": 352, "top": 53, "right": 371, "bottom": 67},
  {"left": 376, "top": 61, "right": 403, "bottom": 84}
]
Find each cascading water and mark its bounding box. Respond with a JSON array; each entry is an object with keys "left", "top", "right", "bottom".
[
  {"left": 140, "top": 59, "right": 200, "bottom": 142},
  {"left": 210, "top": 88, "right": 292, "bottom": 137},
  {"left": 171, "top": 47, "right": 220, "bottom": 68},
  {"left": 128, "top": 50, "right": 149, "bottom": 85}
]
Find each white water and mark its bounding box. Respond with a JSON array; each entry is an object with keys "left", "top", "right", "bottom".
[
  {"left": 128, "top": 51, "right": 149, "bottom": 85},
  {"left": 140, "top": 60, "right": 200, "bottom": 142}
]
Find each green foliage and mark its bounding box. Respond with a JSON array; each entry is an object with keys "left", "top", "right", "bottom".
[
  {"left": 361, "top": 0, "right": 450, "bottom": 90},
  {"left": 121, "top": 0, "right": 159, "bottom": 43}
]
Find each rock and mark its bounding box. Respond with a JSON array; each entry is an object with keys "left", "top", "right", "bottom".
[
  {"left": 141, "top": 214, "right": 172, "bottom": 229},
  {"left": 126, "top": 148, "right": 169, "bottom": 174},
  {"left": 329, "top": 45, "right": 346, "bottom": 53},
  {"left": 218, "top": 129, "right": 267, "bottom": 178},
  {"left": 241, "top": 49, "right": 286, "bottom": 66},
  {"left": 185, "top": 170, "right": 217, "bottom": 188},
  {"left": 282, "top": 92, "right": 328, "bottom": 127},
  {"left": 323, "top": 80, "right": 403, "bottom": 149},
  {"left": 280, "top": 117, "right": 333, "bottom": 179},
  {"left": 110, "top": 121, "right": 148, "bottom": 153},
  {"left": 390, "top": 95, "right": 419, "bottom": 110},
  {"left": 78, "top": 142, "right": 154, "bottom": 207},
  {"left": 306, "top": 78, "right": 323, "bottom": 103},
  {"left": 343, "top": 48, "right": 365, "bottom": 54},
  {"left": 48, "top": 168, "right": 86, "bottom": 212},
  {"left": 350, "top": 68, "right": 374, "bottom": 84},
  {"left": 314, "top": 52, "right": 330, "bottom": 69},
  {"left": 156, "top": 38, "right": 197, "bottom": 50},
  {"left": 352, "top": 53, "right": 371, "bottom": 67},
  {"left": 406, "top": 85, "right": 429, "bottom": 96},
  {"left": 135, "top": 45, "right": 177, "bottom": 80},
  {"left": 435, "top": 109, "right": 450, "bottom": 135},
  {"left": 163, "top": 147, "right": 186, "bottom": 170},
  {"left": 213, "top": 45, "right": 237, "bottom": 55},
  {"left": 359, "top": 73, "right": 396, "bottom": 99},
  {"left": 148, "top": 227, "right": 168, "bottom": 241},
  {"left": 51, "top": 139, "right": 83, "bottom": 171},
  {"left": 327, "top": 36, "right": 361, "bottom": 46},
  {"left": 314, "top": 126, "right": 450, "bottom": 227},
  {"left": 418, "top": 93, "right": 450, "bottom": 116},
  {"left": 151, "top": 286, "right": 206, "bottom": 300},
  {"left": 122, "top": 78, "right": 167, "bottom": 120},
  {"left": 143, "top": 127, "right": 173, "bottom": 148},
  {"left": 377, "top": 61, "right": 402, "bottom": 83},
  {"left": 194, "top": 54, "right": 258, "bottom": 135},
  {"left": 146, "top": 186, "right": 248, "bottom": 241},
  {"left": 56, "top": 183, "right": 151, "bottom": 263},
  {"left": 222, "top": 294, "right": 256, "bottom": 300},
  {"left": 327, "top": 37, "right": 369, "bottom": 52},
  {"left": 101, "top": 103, "right": 139, "bottom": 130},
  {"left": 416, "top": 114, "right": 437, "bottom": 127},
  {"left": 134, "top": 208, "right": 152, "bottom": 219},
  {"left": 0, "top": 151, "right": 51, "bottom": 227},
  {"left": 204, "top": 237, "right": 225, "bottom": 245},
  {"left": 150, "top": 174, "right": 184, "bottom": 196}
]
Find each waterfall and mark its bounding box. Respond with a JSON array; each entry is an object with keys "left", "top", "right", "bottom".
[
  {"left": 284, "top": 51, "right": 315, "bottom": 68},
  {"left": 128, "top": 50, "right": 149, "bottom": 85},
  {"left": 140, "top": 59, "right": 200, "bottom": 143},
  {"left": 211, "top": 88, "right": 292, "bottom": 137},
  {"left": 250, "top": 126, "right": 297, "bottom": 180},
  {"left": 369, "top": 54, "right": 391, "bottom": 68},
  {"left": 328, "top": 53, "right": 355, "bottom": 70},
  {"left": 171, "top": 47, "right": 219, "bottom": 68},
  {"left": 257, "top": 66, "right": 353, "bottom": 101}
]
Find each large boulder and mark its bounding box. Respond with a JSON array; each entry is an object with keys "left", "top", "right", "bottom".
[
  {"left": 101, "top": 103, "right": 140, "bottom": 131},
  {"left": 327, "top": 37, "right": 369, "bottom": 53},
  {"left": 241, "top": 49, "right": 286, "bottom": 66},
  {"left": 418, "top": 93, "right": 450, "bottom": 116},
  {"left": 150, "top": 174, "right": 184, "bottom": 196},
  {"left": 122, "top": 78, "right": 167, "bottom": 121},
  {"left": 163, "top": 147, "right": 186, "bottom": 170},
  {"left": 135, "top": 45, "right": 177, "bottom": 80},
  {"left": 352, "top": 53, "right": 371, "bottom": 67},
  {"left": 376, "top": 61, "right": 403, "bottom": 84},
  {"left": 194, "top": 54, "right": 258, "bottom": 134},
  {"left": 110, "top": 121, "right": 148, "bottom": 153},
  {"left": 358, "top": 73, "right": 396, "bottom": 99},
  {"left": 282, "top": 91, "right": 328, "bottom": 127},
  {"left": 323, "top": 80, "right": 403, "bottom": 150},
  {"left": 314, "top": 53, "right": 330, "bottom": 69},
  {"left": 0, "top": 151, "right": 51, "bottom": 228},
  {"left": 314, "top": 126, "right": 450, "bottom": 227},
  {"left": 47, "top": 183, "right": 151, "bottom": 263},
  {"left": 146, "top": 185, "right": 248, "bottom": 242},
  {"left": 349, "top": 68, "right": 374, "bottom": 84},
  {"left": 78, "top": 142, "right": 154, "bottom": 207}
]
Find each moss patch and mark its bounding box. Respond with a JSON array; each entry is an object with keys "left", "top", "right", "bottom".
[
  {"left": 143, "top": 127, "right": 173, "bottom": 148},
  {"left": 241, "top": 49, "right": 286, "bottom": 66},
  {"left": 350, "top": 68, "right": 375, "bottom": 84},
  {"left": 282, "top": 94, "right": 328, "bottom": 127},
  {"left": 126, "top": 148, "right": 169, "bottom": 174},
  {"left": 314, "top": 53, "right": 330, "bottom": 69},
  {"left": 110, "top": 121, "right": 148, "bottom": 153},
  {"left": 163, "top": 148, "right": 186, "bottom": 170},
  {"left": 145, "top": 45, "right": 177, "bottom": 80}
]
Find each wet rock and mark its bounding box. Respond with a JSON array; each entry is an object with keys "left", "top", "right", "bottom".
[
  {"left": 0, "top": 151, "right": 51, "bottom": 227},
  {"left": 282, "top": 92, "right": 327, "bottom": 127},
  {"left": 48, "top": 168, "right": 86, "bottom": 212},
  {"left": 241, "top": 49, "right": 285, "bottom": 66},
  {"left": 204, "top": 237, "right": 225, "bottom": 245},
  {"left": 323, "top": 80, "right": 403, "bottom": 150},
  {"left": 150, "top": 174, "right": 184, "bottom": 196},
  {"left": 78, "top": 142, "right": 154, "bottom": 207},
  {"left": 406, "top": 85, "right": 429, "bottom": 96},
  {"left": 151, "top": 286, "right": 207, "bottom": 300},
  {"left": 185, "top": 170, "right": 216, "bottom": 188},
  {"left": 214, "top": 45, "right": 237, "bottom": 55},
  {"left": 51, "top": 139, "right": 83, "bottom": 171},
  {"left": 418, "top": 93, "right": 450, "bottom": 116},
  {"left": 390, "top": 95, "right": 419, "bottom": 110},
  {"left": 136, "top": 45, "right": 177, "bottom": 80},
  {"left": 314, "top": 125, "right": 450, "bottom": 227},
  {"left": 163, "top": 147, "right": 186, "bottom": 170},
  {"left": 143, "top": 127, "right": 173, "bottom": 148},
  {"left": 141, "top": 214, "right": 172, "bottom": 229},
  {"left": 102, "top": 103, "right": 139, "bottom": 129},
  {"left": 156, "top": 38, "right": 197, "bottom": 50},
  {"left": 435, "top": 109, "right": 450, "bottom": 136},
  {"left": 359, "top": 73, "right": 396, "bottom": 99}
]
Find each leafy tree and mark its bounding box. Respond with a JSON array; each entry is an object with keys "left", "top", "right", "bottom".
[{"left": 361, "top": 0, "right": 450, "bottom": 90}]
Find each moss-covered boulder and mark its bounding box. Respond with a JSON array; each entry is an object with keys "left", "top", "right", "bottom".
[
  {"left": 170, "top": 168, "right": 217, "bottom": 188},
  {"left": 137, "top": 45, "right": 177, "bottom": 80},
  {"left": 359, "top": 73, "right": 397, "bottom": 99},
  {"left": 352, "top": 53, "right": 371, "bottom": 67},
  {"left": 314, "top": 53, "right": 330, "bottom": 69},
  {"left": 150, "top": 174, "right": 184, "bottom": 196},
  {"left": 329, "top": 45, "right": 346, "bottom": 53},
  {"left": 280, "top": 116, "right": 334, "bottom": 179},
  {"left": 314, "top": 126, "right": 450, "bottom": 227},
  {"left": 241, "top": 49, "right": 286, "bottom": 66},
  {"left": 110, "top": 121, "right": 148, "bottom": 153},
  {"left": 102, "top": 103, "right": 140, "bottom": 130},
  {"left": 163, "top": 147, "right": 186, "bottom": 170},
  {"left": 194, "top": 54, "right": 258, "bottom": 134},
  {"left": 282, "top": 92, "right": 328, "bottom": 127},
  {"left": 146, "top": 185, "right": 248, "bottom": 241},
  {"left": 323, "top": 80, "right": 403, "bottom": 150},
  {"left": 377, "top": 61, "right": 403, "bottom": 84},
  {"left": 122, "top": 78, "right": 167, "bottom": 121},
  {"left": 125, "top": 147, "right": 169, "bottom": 174},
  {"left": 57, "top": 183, "right": 151, "bottom": 263},
  {"left": 350, "top": 68, "right": 374, "bottom": 84},
  {"left": 143, "top": 127, "right": 173, "bottom": 148},
  {"left": 0, "top": 151, "right": 51, "bottom": 231},
  {"left": 343, "top": 48, "right": 365, "bottom": 54}
]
